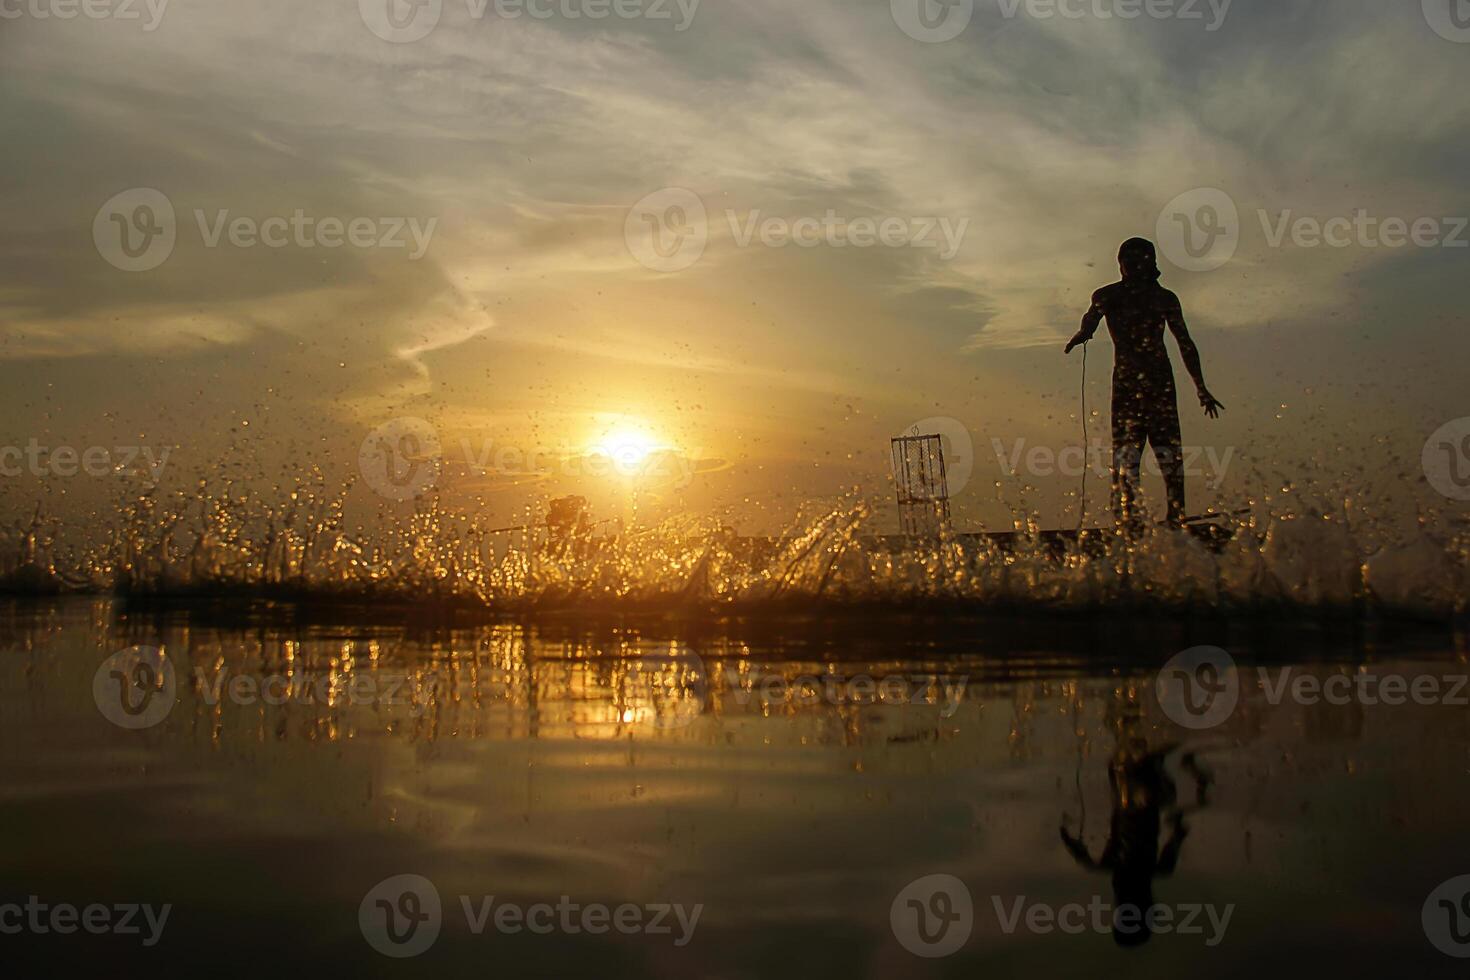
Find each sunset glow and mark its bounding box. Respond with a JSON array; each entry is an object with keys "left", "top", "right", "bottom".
[{"left": 587, "top": 420, "right": 668, "bottom": 476}]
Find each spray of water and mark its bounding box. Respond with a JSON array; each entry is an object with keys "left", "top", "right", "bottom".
[{"left": 1, "top": 475, "right": 1464, "bottom": 618}]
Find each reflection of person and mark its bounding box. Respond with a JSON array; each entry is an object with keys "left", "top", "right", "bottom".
[
  {"left": 1059, "top": 698, "right": 1212, "bottom": 947},
  {"left": 1065, "top": 238, "right": 1224, "bottom": 529}
]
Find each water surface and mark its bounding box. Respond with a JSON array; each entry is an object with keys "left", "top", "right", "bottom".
[{"left": 1, "top": 598, "right": 1466, "bottom": 976}]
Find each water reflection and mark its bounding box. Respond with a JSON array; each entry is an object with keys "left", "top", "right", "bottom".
[
  {"left": 1059, "top": 687, "right": 1213, "bottom": 947},
  {"left": 23, "top": 603, "right": 1005, "bottom": 747},
  {"left": 3, "top": 599, "right": 1470, "bottom": 974},
  {"left": 3, "top": 598, "right": 1466, "bottom": 753}
]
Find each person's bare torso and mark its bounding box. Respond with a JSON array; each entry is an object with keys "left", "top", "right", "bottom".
[{"left": 1094, "top": 280, "right": 1179, "bottom": 395}]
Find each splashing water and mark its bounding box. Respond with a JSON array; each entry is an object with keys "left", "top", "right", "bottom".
[{"left": 0, "top": 482, "right": 1465, "bottom": 618}]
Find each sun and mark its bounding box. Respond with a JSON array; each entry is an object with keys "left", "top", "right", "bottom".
[{"left": 587, "top": 419, "right": 667, "bottom": 476}]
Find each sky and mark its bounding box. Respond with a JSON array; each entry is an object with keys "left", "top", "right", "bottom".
[{"left": 2, "top": 0, "right": 1468, "bottom": 533}]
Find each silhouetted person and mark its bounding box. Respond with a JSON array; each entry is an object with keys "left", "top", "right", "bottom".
[
  {"left": 1059, "top": 698, "right": 1212, "bottom": 947},
  {"left": 1066, "top": 238, "right": 1223, "bottom": 529}
]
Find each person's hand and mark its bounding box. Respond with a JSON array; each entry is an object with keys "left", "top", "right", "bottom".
[
  {"left": 1064, "top": 334, "right": 1087, "bottom": 354},
  {"left": 1198, "top": 389, "right": 1225, "bottom": 419}
]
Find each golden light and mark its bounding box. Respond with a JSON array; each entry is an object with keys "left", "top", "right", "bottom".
[{"left": 587, "top": 418, "right": 669, "bottom": 477}]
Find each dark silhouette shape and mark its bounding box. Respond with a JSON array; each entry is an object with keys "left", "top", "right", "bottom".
[
  {"left": 1066, "top": 238, "right": 1223, "bottom": 529},
  {"left": 1059, "top": 695, "right": 1213, "bottom": 947},
  {"left": 546, "top": 495, "right": 592, "bottom": 541}
]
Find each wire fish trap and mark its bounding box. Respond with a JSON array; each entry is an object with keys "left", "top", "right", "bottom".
[{"left": 891, "top": 432, "right": 951, "bottom": 538}]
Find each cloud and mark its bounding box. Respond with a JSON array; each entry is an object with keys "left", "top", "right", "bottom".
[{"left": 1, "top": 0, "right": 1465, "bottom": 528}]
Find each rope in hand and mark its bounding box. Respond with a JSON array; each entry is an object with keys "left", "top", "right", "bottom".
[{"left": 1077, "top": 341, "right": 1089, "bottom": 533}]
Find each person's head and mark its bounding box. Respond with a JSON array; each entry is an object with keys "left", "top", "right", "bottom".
[{"left": 1118, "top": 237, "right": 1161, "bottom": 282}]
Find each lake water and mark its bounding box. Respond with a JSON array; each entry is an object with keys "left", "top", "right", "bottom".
[{"left": 2, "top": 597, "right": 1468, "bottom": 976}]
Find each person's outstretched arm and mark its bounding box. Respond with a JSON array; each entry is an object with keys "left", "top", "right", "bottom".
[
  {"left": 1156, "top": 813, "right": 1191, "bottom": 877},
  {"left": 1164, "top": 293, "right": 1224, "bottom": 418},
  {"left": 1059, "top": 826, "right": 1102, "bottom": 869},
  {"left": 1065, "top": 291, "right": 1105, "bottom": 354}
]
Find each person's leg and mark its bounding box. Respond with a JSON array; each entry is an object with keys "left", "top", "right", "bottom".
[
  {"left": 1149, "top": 405, "right": 1186, "bottom": 527},
  {"left": 1112, "top": 406, "right": 1145, "bottom": 531}
]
